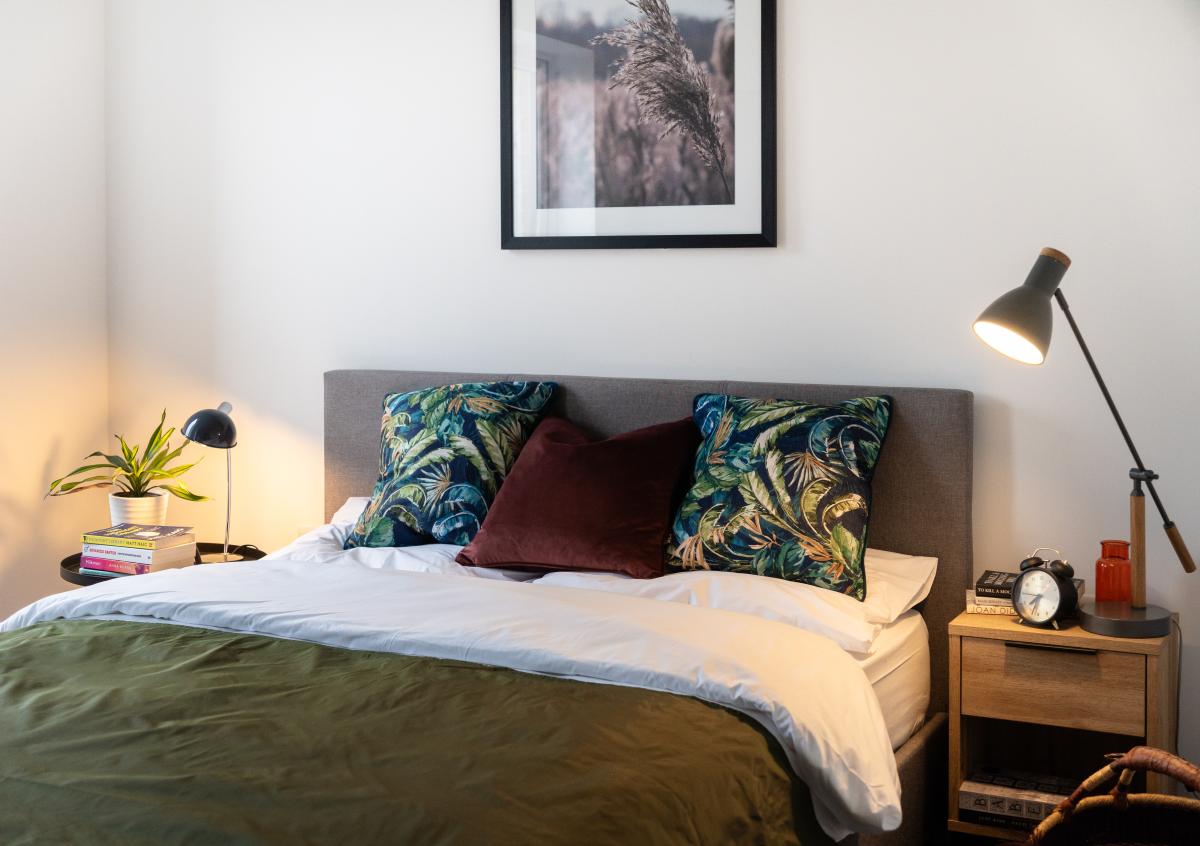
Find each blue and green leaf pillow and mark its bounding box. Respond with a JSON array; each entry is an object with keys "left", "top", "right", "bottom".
[
  {"left": 345, "top": 381, "right": 557, "bottom": 549},
  {"left": 668, "top": 393, "right": 892, "bottom": 600}
]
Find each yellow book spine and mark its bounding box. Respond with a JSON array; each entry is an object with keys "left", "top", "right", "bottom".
[{"left": 80, "top": 534, "right": 158, "bottom": 549}]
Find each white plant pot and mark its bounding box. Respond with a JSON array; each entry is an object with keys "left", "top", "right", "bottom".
[{"left": 109, "top": 492, "right": 169, "bottom": 526}]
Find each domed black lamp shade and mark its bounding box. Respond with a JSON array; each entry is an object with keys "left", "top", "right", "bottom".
[
  {"left": 182, "top": 402, "right": 237, "bottom": 449},
  {"left": 183, "top": 402, "right": 239, "bottom": 562},
  {"left": 972, "top": 248, "right": 1194, "bottom": 637}
]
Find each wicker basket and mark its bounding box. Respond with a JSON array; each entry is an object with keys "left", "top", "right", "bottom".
[{"left": 1025, "top": 747, "right": 1200, "bottom": 846}]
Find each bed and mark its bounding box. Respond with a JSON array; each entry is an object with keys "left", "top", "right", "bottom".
[{"left": 0, "top": 371, "right": 972, "bottom": 845}]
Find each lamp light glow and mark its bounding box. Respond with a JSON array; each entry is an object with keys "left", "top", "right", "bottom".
[{"left": 972, "top": 320, "right": 1045, "bottom": 365}]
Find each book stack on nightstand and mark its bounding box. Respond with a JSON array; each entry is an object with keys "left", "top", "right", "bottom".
[
  {"left": 966, "top": 570, "right": 1085, "bottom": 617},
  {"left": 79, "top": 524, "right": 196, "bottom": 579},
  {"left": 966, "top": 570, "right": 1019, "bottom": 617},
  {"left": 947, "top": 611, "right": 1179, "bottom": 840}
]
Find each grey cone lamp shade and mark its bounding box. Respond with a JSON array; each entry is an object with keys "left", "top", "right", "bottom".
[{"left": 972, "top": 247, "right": 1070, "bottom": 365}]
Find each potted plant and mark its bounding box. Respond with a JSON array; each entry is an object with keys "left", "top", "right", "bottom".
[{"left": 47, "top": 410, "right": 208, "bottom": 525}]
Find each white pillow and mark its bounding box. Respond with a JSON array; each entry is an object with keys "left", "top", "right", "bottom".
[
  {"left": 299, "top": 500, "right": 936, "bottom": 629},
  {"left": 816, "top": 548, "right": 939, "bottom": 626},
  {"left": 534, "top": 569, "right": 882, "bottom": 654},
  {"left": 533, "top": 548, "right": 937, "bottom": 652},
  {"left": 266, "top": 497, "right": 538, "bottom": 582},
  {"left": 867, "top": 548, "right": 939, "bottom": 621},
  {"left": 330, "top": 496, "right": 372, "bottom": 527}
]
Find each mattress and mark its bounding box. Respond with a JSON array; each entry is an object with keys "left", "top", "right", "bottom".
[{"left": 856, "top": 610, "right": 930, "bottom": 750}]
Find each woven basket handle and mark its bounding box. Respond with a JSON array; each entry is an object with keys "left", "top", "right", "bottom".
[
  {"left": 1060, "top": 747, "right": 1200, "bottom": 813},
  {"left": 1028, "top": 747, "right": 1200, "bottom": 843}
]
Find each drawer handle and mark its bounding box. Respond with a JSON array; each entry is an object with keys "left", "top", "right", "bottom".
[{"left": 1004, "top": 640, "right": 1098, "bottom": 656}]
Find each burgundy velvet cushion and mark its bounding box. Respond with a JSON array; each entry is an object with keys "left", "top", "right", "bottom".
[{"left": 456, "top": 417, "right": 700, "bottom": 579}]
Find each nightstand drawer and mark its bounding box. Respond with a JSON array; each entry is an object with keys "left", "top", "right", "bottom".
[{"left": 960, "top": 637, "right": 1145, "bottom": 735}]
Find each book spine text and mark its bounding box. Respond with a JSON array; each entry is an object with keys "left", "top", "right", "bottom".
[{"left": 80, "top": 556, "right": 151, "bottom": 575}]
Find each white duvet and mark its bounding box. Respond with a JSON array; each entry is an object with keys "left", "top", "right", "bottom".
[{"left": 3, "top": 548, "right": 901, "bottom": 840}]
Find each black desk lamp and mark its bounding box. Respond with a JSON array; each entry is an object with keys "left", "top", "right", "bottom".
[
  {"left": 182, "top": 402, "right": 239, "bottom": 563},
  {"left": 973, "top": 248, "right": 1195, "bottom": 637}
]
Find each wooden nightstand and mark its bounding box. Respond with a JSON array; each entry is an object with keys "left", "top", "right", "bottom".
[{"left": 947, "top": 611, "right": 1179, "bottom": 841}]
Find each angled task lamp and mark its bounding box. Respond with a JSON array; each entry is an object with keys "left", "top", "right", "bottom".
[
  {"left": 973, "top": 248, "right": 1195, "bottom": 637},
  {"left": 182, "top": 402, "right": 239, "bottom": 563}
]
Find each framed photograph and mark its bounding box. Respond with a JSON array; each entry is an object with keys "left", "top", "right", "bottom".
[{"left": 501, "top": 0, "right": 776, "bottom": 249}]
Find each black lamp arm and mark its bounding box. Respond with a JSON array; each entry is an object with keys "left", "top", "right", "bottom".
[{"left": 1054, "top": 289, "right": 1196, "bottom": 573}]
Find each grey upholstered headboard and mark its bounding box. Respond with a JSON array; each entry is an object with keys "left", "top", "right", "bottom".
[{"left": 324, "top": 370, "right": 973, "bottom": 716}]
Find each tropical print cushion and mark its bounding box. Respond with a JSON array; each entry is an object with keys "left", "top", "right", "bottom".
[
  {"left": 344, "top": 381, "right": 557, "bottom": 549},
  {"left": 668, "top": 393, "right": 892, "bottom": 600}
]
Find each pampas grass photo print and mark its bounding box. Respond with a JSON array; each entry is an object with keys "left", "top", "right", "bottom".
[{"left": 501, "top": 0, "right": 776, "bottom": 248}]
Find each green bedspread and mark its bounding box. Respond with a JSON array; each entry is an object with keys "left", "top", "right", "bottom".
[{"left": 0, "top": 620, "right": 833, "bottom": 846}]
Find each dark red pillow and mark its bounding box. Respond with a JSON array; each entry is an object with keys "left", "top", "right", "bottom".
[{"left": 456, "top": 417, "right": 700, "bottom": 579}]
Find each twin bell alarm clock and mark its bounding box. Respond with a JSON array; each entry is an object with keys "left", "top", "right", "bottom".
[{"left": 1011, "top": 547, "right": 1078, "bottom": 628}]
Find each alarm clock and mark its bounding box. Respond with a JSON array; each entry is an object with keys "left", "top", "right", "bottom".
[{"left": 1012, "top": 547, "right": 1078, "bottom": 628}]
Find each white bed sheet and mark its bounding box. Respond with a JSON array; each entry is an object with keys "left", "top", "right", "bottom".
[
  {"left": 854, "top": 610, "right": 930, "bottom": 750},
  {"left": 274, "top": 503, "right": 931, "bottom": 752}
]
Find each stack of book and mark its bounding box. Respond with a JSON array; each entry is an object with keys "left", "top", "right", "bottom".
[
  {"left": 966, "top": 589, "right": 1017, "bottom": 615},
  {"left": 968, "top": 570, "right": 1020, "bottom": 615},
  {"left": 80, "top": 524, "right": 197, "bottom": 579},
  {"left": 966, "top": 570, "right": 1086, "bottom": 615},
  {"left": 959, "top": 769, "right": 1076, "bottom": 830}
]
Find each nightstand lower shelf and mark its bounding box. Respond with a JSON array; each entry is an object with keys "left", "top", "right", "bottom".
[
  {"left": 947, "top": 611, "right": 1179, "bottom": 841},
  {"left": 948, "top": 817, "right": 1026, "bottom": 839}
]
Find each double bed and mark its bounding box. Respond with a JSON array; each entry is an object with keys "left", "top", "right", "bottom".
[{"left": 0, "top": 371, "right": 972, "bottom": 845}]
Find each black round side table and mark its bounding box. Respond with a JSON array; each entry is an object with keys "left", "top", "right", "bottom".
[{"left": 61, "top": 543, "right": 266, "bottom": 587}]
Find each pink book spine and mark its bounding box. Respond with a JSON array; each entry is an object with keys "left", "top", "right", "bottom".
[{"left": 80, "top": 556, "right": 150, "bottom": 575}]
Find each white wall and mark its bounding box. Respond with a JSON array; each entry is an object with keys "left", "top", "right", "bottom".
[
  {"left": 0, "top": 0, "right": 108, "bottom": 618},
  {"left": 104, "top": 1, "right": 1200, "bottom": 756}
]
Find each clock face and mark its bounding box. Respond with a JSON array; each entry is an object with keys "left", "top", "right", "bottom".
[{"left": 1015, "top": 569, "right": 1061, "bottom": 624}]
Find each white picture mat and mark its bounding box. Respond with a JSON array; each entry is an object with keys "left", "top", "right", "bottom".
[{"left": 510, "top": 1, "right": 764, "bottom": 238}]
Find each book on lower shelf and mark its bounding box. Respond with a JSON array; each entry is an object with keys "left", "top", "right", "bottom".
[
  {"left": 959, "top": 769, "right": 1074, "bottom": 831},
  {"left": 958, "top": 809, "right": 1038, "bottom": 832}
]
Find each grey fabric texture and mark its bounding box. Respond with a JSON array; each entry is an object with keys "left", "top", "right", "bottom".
[
  {"left": 324, "top": 370, "right": 973, "bottom": 718},
  {"left": 856, "top": 713, "right": 949, "bottom": 846}
]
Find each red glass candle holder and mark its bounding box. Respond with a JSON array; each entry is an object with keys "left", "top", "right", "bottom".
[{"left": 1095, "top": 539, "right": 1131, "bottom": 602}]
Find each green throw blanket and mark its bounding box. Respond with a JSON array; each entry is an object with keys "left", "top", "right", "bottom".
[{"left": 0, "top": 620, "right": 833, "bottom": 846}]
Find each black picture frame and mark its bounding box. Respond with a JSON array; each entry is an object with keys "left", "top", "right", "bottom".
[{"left": 500, "top": 0, "right": 777, "bottom": 250}]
